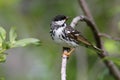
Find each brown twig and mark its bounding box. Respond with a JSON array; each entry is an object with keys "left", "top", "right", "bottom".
[
  {"left": 99, "top": 33, "right": 120, "bottom": 41},
  {"left": 78, "top": 0, "right": 120, "bottom": 79},
  {"left": 78, "top": 0, "right": 93, "bottom": 21}
]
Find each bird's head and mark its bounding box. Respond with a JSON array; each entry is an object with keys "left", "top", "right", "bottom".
[{"left": 52, "top": 15, "right": 68, "bottom": 26}]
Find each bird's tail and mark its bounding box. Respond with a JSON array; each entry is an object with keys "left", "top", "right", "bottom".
[
  {"left": 90, "top": 45, "right": 103, "bottom": 53},
  {"left": 79, "top": 42, "right": 103, "bottom": 53}
]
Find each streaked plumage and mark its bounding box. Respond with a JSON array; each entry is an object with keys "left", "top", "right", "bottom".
[{"left": 50, "top": 15, "right": 102, "bottom": 52}]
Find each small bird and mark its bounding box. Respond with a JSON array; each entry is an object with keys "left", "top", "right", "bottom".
[{"left": 50, "top": 15, "right": 102, "bottom": 56}]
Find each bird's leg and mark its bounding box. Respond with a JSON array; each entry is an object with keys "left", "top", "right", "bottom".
[
  {"left": 67, "top": 48, "right": 75, "bottom": 56},
  {"left": 63, "top": 47, "right": 75, "bottom": 57},
  {"left": 63, "top": 47, "right": 70, "bottom": 56}
]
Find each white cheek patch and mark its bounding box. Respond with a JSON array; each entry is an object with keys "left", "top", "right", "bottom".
[{"left": 55, "top": 20, "right": 65, "bottom": 25}]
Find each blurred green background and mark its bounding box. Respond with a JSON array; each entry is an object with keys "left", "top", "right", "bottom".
[{"left": 0, "top": 0, "right": 120, "bottom": 80}]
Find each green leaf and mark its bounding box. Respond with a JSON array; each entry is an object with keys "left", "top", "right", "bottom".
[
  {"left": 9, "top": 27, "right": 17, "bottom": 44},
  {"left": 0, "top": 27, "right": 6, "bottom": 42},
  {"left": 0, "top": 53, "right": 6, "bottom": 63},
  {"left": 2, "top": 41, "right": 11, "bottom": 49},
  {"left": 13, "top": 38, "right": 40, "bottom": 47},
  {"left": 0, "top": 27, "right": 6, "bottom": 48}
]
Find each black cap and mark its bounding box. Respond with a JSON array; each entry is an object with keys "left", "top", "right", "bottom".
[{"left": 53, "top": 15, "right": 67, "bottom": 21}]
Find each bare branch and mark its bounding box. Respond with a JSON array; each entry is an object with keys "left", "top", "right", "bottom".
[
  {"left": 78, "top": 0, "right": 102, "bottom": 49},
  {"left": 77, "top": 0, "right": 120, "bottom": 79},
  {"left": 61, "top": 47, "right": 70, "bottom": 80},
  {"left": 78, "top": 0, "right": 93, "bottom": 21},
  {"left": 70, "top": 15, "right": 84, "bottom": 28},
  {"left": 99, "top": 33, "right": 120, "bottom": 41},
  {"left": 71, "top": 16, "right": 105, "bottom": 57},
  {"left": 61, "top": 54, "right": 67, "bottom": 80}
]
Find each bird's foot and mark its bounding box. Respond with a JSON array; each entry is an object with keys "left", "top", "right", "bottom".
[{"left": 63, "top": 47, "right": 75, "bottom": 57}]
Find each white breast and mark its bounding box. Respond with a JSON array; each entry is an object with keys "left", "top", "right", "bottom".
[
  {"left": 53, "top": 27, "right": 65, "bottom": 43},
  {"left": 53, "top": 27, "right": 79, "bottom": 47}
]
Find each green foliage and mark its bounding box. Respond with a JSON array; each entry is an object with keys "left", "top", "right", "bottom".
[
  {"left": 0, "top": 27, "right": 6, "bottom": 43},
  {"left": 104, "top": 40, "right": 119, "bottom": 53},
  {"left": 0, "top": 27, "right": 40, "bottom": 63},
  {"left": 0, "top": 0, "right": 119, "bottom": 80},
  {"left": 9, "top": 27, "right": 17, "bottom": 44},
  {"left": 13, "top": 38, "right": 40, "bottom": 47}
]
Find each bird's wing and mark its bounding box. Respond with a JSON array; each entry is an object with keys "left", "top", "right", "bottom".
[
  {"left": 65, "top": 26, "right": 92, "bottom": 46},
  {"left": 65, "top": 26, "right": 102, "bottom": 53}
]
